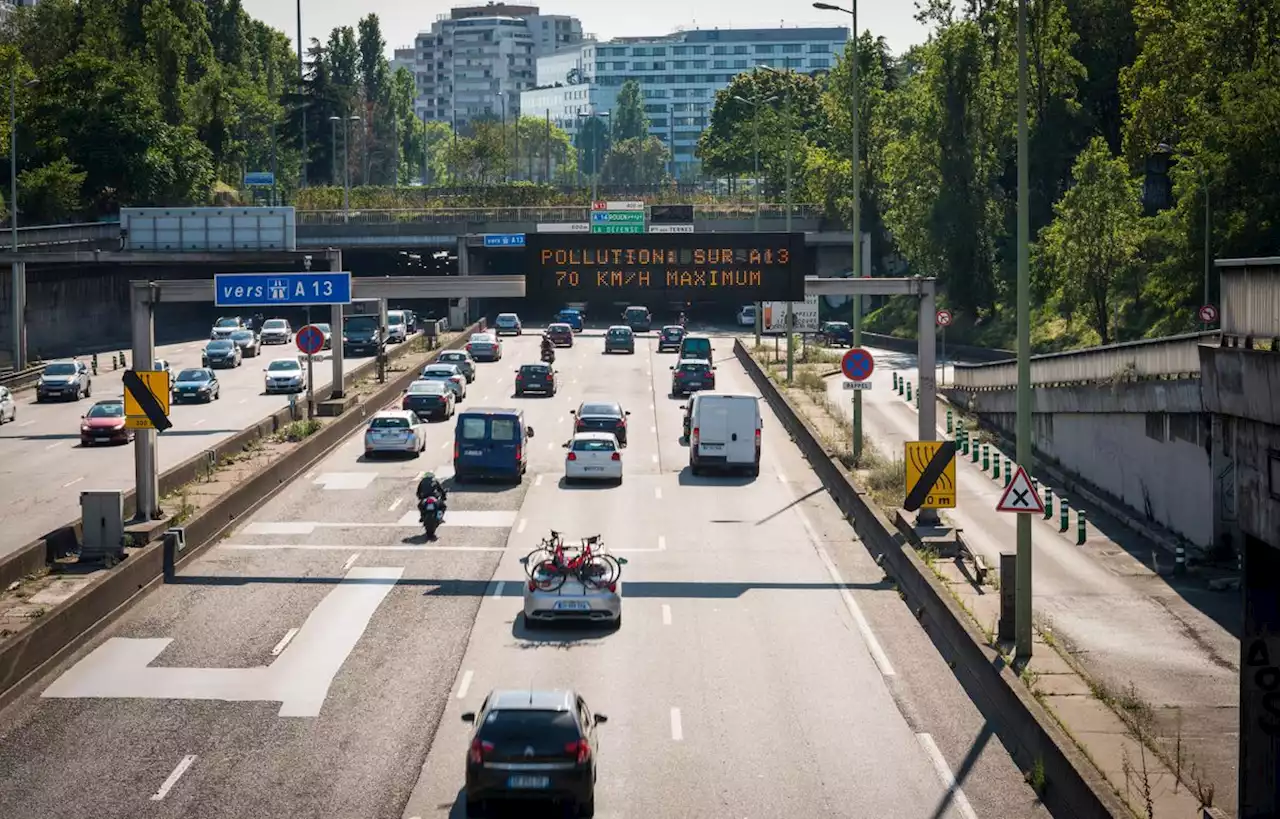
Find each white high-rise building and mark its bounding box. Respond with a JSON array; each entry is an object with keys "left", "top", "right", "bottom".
[
  {"left": 413, "top": 3, "right": 584, "bottom": 129},
  {"left": 390, "top": 47, "right": 416, "bottom": 77}
]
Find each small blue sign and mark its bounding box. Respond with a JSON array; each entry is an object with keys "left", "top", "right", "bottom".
[
  {"left": 483, "top": 233, "right": 526, "bottom": 247},
  {"left": 214, "top": 272, "right": 353, "bottom": 308},
  {"left": 244, "top": 171, "right": 275, "bottom": 186}
]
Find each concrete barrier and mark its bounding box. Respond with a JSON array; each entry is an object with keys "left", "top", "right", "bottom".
[
  {"left": 0, "top": 332, "right": 452, "bottom": 589},
  {"left": 734, "top": 339, "right": 1130, "bottom": 819},
  {"left": 0, "top": 325, "right": 481, "bottom": 705}
]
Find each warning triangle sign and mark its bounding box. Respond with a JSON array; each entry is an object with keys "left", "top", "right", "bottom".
[{"left": 996, "top": 466, "right": 1045, "bottom": 514}]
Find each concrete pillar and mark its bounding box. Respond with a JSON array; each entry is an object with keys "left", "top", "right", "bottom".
[
  {"left": 130, "top": 280, "right": 159, "bottom": 522},
  {"left": 329, "top": 250, "right": 344, "bottom": 399},
  {"left": 1240, "top": 534, "right": 1280, "bottom": 817},
  {"left": 917, "top": 285, "right": 939, "bottom": 526},
  {"left": 9, "top": 261, "right": 25, "bottom": 369},
  {"left": 1211, "top": 412, "right": 1240, "bottom": 560},
  {"left": 455, "top": 235, "right": 470, "bottom": 328}
]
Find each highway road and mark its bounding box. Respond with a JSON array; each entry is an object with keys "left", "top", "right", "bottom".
[
  {"left": 0, "top": 335, "right": 385, "bottom": 555},
  {"left": 0, "top": 330, "right": 1049, "bottom": 819}
]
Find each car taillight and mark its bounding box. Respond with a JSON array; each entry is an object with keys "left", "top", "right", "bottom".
[
  {"left": 465, "top": 343, "right": 472, "bottom": 352},
  {"left": 606, "top": 582, "right": 617, "bottom": 593},
  {"left": 528, "top": 579, "right": 538, "bottom": 591},
  {"left": 454, "top": 442, "right": 460, "bottom": 460},
  {"left": 611, "top": 452, "right": 620, "bottom": 461},
  {"left": 755, "top": 429, "right": 761, "bottom": 448},
  {"left": 576, "top": 422, "right": 586, "bottom": 431},
  {"left": 516, "top": 374, "right": 523, "bottom": 380},
  {"left": 469, "top": 738, "right": 494, "bottom": 764},
  {"left": 692, "top": 427, "right": 699, "bottom": 446},
  {"left": 567, "top": 452, "right": 577, "bottom": 461},
  {"left": 515, "top": 444, "right": 522, "bottom": 460},
  {"left": 401, "top": 399, "right": 410, "bottom": 409},
  {"left": 618, "top": 418, "right": 626, "bottom": 427},
  {"left": 565, "top": 740, "right": 591, "bottom": 764}
]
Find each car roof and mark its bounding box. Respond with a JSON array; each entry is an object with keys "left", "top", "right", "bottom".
[
  {"left": 269, "top": 357, "right": 300, "bottom": 364},
  {"left": 497, "top": 312, "right": 519, "bottom": 317},
  {"left": 520, "top": 362, "right": 551, "bottom": 369},
  {"left": 487, "top": 689, "right": 575, "bottom": 711},
  {"left": 572, "top": 431, "right": 619, "bottom": 442},
  {"left": 579, "top": 401, "right": 622, "bottom": 413},
  {"left": 408, "top": 379, "right": 447, "bottom": 390},
  {"left": 424, "top": 362, "right": 459, "bottom": 370},
  {"left": 459, "top": 407, "right": 522, "bottom": 418},
  {"left": 373, "top": 409, "right": 416, "bottom": 419},
  {"left": 676, "top": 358, "right": 711, "bottom": 365},
  {"left": 439, "top": 350, "right": 469, "bottom": 357},
  {"left": 607, "top": 325, "right": 631, "bottom": 331},
  {"left": 683, "top": 333, "right": 712, "bottom": 340},
  {"left": 548, "top": 322, "right": 571, "bottom": 328},
  {"left": 92, "top": 398, "right": 123, "bottom": 405}
]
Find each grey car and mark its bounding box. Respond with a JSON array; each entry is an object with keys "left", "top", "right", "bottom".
[
  {"left": 0, "top": 386, "right": 15, "bottom": 424},
  {"left": 230, "top": 329, "right": 260, "bottom": 358},
  {"left": 435, "top": 350, "right": 476, "bottom": 382},
  {"left": 172, "top": 368, "right": 220, "bottom": 403},
  {"left": 521, "top": 544, "right": 624, "bottom": 628},
  {"left": 36, "top": 360, "right": 92, "bottom": 402},
  {"left": 259, "top": 318, "right": 292, "bottom": 345},
  {"left": 202, "top": 339, "right": 242, "bottom": 368}
]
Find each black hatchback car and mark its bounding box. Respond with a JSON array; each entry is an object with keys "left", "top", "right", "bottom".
[
  {"left": 657, "top": 325, "right": 685, "bottom": 352},
  {"left": 817, "top": 321, "right": 853, "bottom": 347},
  {"left": 603, "top": 326, "right": 635, "bottom": 354},
  {"left": 571, "top": 401, "right": 629, "bottom": 446},
  {"left": 463, "top": 689, "right": 607, "bottom": 818},
  {"left": 515, "top": 363, "right": 557, "bottom": 396},
  {"left": 671, "top": 359, "right": 716, "bottom": 396}
]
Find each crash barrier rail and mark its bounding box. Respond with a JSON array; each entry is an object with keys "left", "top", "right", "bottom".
[
  {"left": 295, "top": 204, "right": 826, "bottom": 226},
  {"left": 0, "top": 365, "right": 44, "bottom": 390},
  {"left": 951, "top": 330, "right": 1218, "bottom": 390},
  {"left": 733, "top": 338, "right": 1130, "bottom": 819},
  {"left": 0, "top": 323, "right": 483, "bottom": 706},
  {"left": 3, "top": 220, "right": 120, "bottom": 248}
]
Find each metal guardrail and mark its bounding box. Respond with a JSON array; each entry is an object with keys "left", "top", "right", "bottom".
[
  {"left": 0, "top": 365, "right": 44, "bottom": 389},
  {"left": 295, "top": 204, "right": 825, "bottom": 226},
  {"left": 951, "top": 331, "right": 1219, "bottom": 389},
  {"left": 6, "top": 221, "right": 120, "bottom": 248},
  {"left": 1220, "top": 264, "right": 1280, "bottom": 339}
]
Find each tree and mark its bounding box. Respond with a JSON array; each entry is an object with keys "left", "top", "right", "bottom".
[
  {"left": 19, "top": 157, "right": 86, "bottom": 223},
  {"left": 445, "top": 119, "right": 509, "bottom": 184},
  {"left": 575, "top": 116, "right": 610, "bottom": 177},
  {"left": 602, "top": 136, "right": 669, "bottom": 186},
  {"left": 1036, "top": 137, "right": 1143, "bottom": 344},
  {"left": 514, "top": 115, "right": 575, "bottom": 183},
  {"left": 611, "top": 80, "right": 648, "bottom": 142}
]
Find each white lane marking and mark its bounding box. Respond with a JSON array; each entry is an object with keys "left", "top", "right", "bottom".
[
  {"left": 492, "top": 581, "right": 505, "bottom": 598},
  {"left": 780, "top": 467, "right": 896, "bottom": 677},
  {"left": 658, "top": 536, "right": 666, "bottom": 551},
  {"left": 662, "top": 604, "right": 672, "bottom": 625},
  {"left": 650, "top": 425, "right": 656, "bottom": 433},
  {"left": 457, "top": 669, "right": 474, "bottom": 699},
  {"left": 192, "top": 419, "right": 206, "bottom": 427},
  {"left": 649, "top": 403, "right": 654, "bottom": 410},
  {"left": 150, "top": 754, "right": 197, "bottom": 801},
  {"left": 45, "top": 442, "right": 61, "bottom": 450},
  {"left": 654, "top": 487, "right": 662, "bottom": 500},
  {"left": 557, "top": 416, "right": 564, "bottom": 424},
  {"left": 62, "top": 477, "right": 84, "bottom": 488},
  {"left": 534, "top": 474, "right": 544, "bottom": 487},
  {"left": 238, "top": 398, "right": 248, "bottom": 404},
  {"left": 304, "top": 471, "right": 316, "bottom": 480},
  {"left": 670, "top": 707, "right": 683, "bottom": 741},
  {"left": 18, "top": 419, "right": 34, "bottom": 427},
  {"left": 517, "top": 518, "right": 527, "bottom": 534},
  {"left": 270, "top": 628, "right": 300, "bottom": 656},
  {"left": 916, "top": 733, "right": 979, "bottom": 819},
  {"left": 218, "top": 543, "right": 506, "bottom": 552},
  {"left": 651, "top": 454, "right": 658, "bottom": 463},
  {"left": 343, "top": 553, "right": 360, "bottom": 570},
  {"left": 388, "top": 498, "right": 404, "bottom": 512}
]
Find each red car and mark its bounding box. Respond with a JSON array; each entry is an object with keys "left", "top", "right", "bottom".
[
  {"left": 80, "top": 400, "right": 134, "bottom": 446},
  {"left": 546, "top": 323, "right": 575, "bottom": 347}
]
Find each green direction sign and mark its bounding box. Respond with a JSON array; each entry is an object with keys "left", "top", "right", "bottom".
[
  {"left": 590, "top": 224, "right": 646, "bottom": 234},
  {"left": 597, "top": 211, "right": 645, "bottom": 223}
]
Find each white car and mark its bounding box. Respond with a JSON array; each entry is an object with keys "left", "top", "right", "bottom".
[
  {"left": 564, "top": 432, "right": 624, "bottom": 484},
  {"left": 387, "top": 310, "right": 408, "bottom": 343},
  {"left": 210, "top": 316, "right": 243, "bottom": 339},
  {"left": 466, "top": 332, "right": 502, "bottom": 362},
  {"left": 152, "top": 359, "right": 172, "bottom": 381},
  {"left": 363, "top": 410, "right": 427, "bottom": 456},
  {"left": 737, "top": 304, "right": 757, "bottom": 327},
  {"left": 259, "top": 318, "right": 293, "bottom": 345},
  {"left": 0, "top": 386, "right": 15, "bottom": 424},
  {"left": 420, "top": 362, "right": 467, "bottom": 401},
  {"left": 263, "top": 357, "right": 305, "bottom": 394},
  {"left": 493, "top": 312, "right": 523, "bottom": 336}
]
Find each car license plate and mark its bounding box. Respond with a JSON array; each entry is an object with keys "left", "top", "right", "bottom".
[
  {"left": 687, "top": 381, "right": 701, "bottom": 388},
  {"left": 507, "top": 775, "right": 550, "bottom": 789},
  {"left": 95, "top": 437, "right": 109, "bottom": 442},
  {"left": 554, "top": 600, "right": 591, "bottom": 610},
  {"left": 583, "top": 466, "right": 603, "bottom": 472},
  {"left": 465, "top": 449, "right": 483, "bottom": 456},
  {"left": 702, "top": 443, "right": 723, "bottom": 450}
]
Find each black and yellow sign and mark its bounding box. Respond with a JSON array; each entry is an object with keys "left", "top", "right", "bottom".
[
  {"left": 525, "top": 232, "right": 807, "bottom": 301},
  {"left": 904, "top": 440, "right": 956, "bottom": 511},
  {"left": 123, "top": 369, "right": 172, "bottom": 431}
]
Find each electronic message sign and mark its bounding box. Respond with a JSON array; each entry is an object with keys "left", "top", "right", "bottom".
[{"left": 525, "top": 232, "right": 807, "bottom": 301}]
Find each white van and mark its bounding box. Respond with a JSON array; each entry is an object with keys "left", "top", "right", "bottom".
[
  {"left": 687, "top": 392, "right": 761, "bottom": 477},
  {"left": 386, "top": 310, "right": 408, "bottom": 343}
]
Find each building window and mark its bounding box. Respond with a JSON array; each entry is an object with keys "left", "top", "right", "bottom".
[
  {"left": 693, "top": 45, "right": 707, "bottom": 54},
  {"left": 783, "top": 44, "right": 803, "bottom": 54},
  {"left": 633, "top": 47, "right": 647, "bottom": 56},
  {"left": 809, "top": 43, "right": 829, "bottom": 53},
  {"left": 652, "top": 47, "right": 666, "bottom": 56},
  {"left": 809, "top": 58, "right": 830, "bottom": 69},
  {"left": 674, "top": 46, "right": 688, "bottom": 55},
  {"left": 755, "top": 44, "right": 775, "bottom": 54},
  {"left": 734, "top": 60, "right": 748, "bottom": 69},
  {"left": 734, "top": 45, "right": 748, "bottom": 55},
  {"left": 674, "top": 60, "right": 687, "bottom": 69},
  {"left": 693, "top": 60, "right": 707, "bottom": 69},
  {"left": 713, "top": 46, "right": 727, "bottom": 55},
  {"left": 1269, "top": 451, "right": 1280, "bottom": 501},
  {"left": 713, "top": 60, "right": 727, "bottom": 69}
]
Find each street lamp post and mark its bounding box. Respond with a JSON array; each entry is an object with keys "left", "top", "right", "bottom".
[
  {"left": 1014, "top": 0, "right": 1033, "bottom": 662},
  {"left": 578, "top": 109, "right": 610, "bottom": 203},
  {"left": 8, "top": 70, "right": 35, "bottom": 369},
  {"left": 760, "top": 65, "right": 797, "bottom": 382},
  {"left": 814, "top": 0, "right": 864, "bottom": 461},
  {"left": 498, "top": 92, "right": 508, "bottom": 183},
  {"left": 733, "top": 89, "right": 779, "bottom": 349},
  {"left": 297, "top": 0, "right": 307, "bottom": 189},
  {"left": 331, "top": 114, "right": 361, "bottom": 223},
  {"left": 330, "top": 116, "right": 338, "bottom": 185}
]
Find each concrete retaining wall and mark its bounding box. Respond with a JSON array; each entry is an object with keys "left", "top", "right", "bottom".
[{"left": 734, "top": 339, "right": 1129, "bottom": 819}]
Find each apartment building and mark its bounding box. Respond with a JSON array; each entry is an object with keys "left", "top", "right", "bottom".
[
  {"left": 521, "top": 26, "right": 848, "bottom": 178},
  {"left": 413, "top": 3, "right": 584, "bottom": 129},
  {"left": 0, "top": 0, "right": 39, "bottom": 26}
]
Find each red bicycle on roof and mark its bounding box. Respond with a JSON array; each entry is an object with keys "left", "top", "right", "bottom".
[{"left": 523, "top": 530, "right": 622, "bottom": 591}]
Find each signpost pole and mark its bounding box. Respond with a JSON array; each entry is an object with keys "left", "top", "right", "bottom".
[
  {"left": 785, "top": 132, "right": 794, "bottom": 385},
  {"left": 329, "top": 251, "right": 345, "bottom": 400},
  {"left": 305, "top": 306, "right": 314, "bottom": 419},
  {"left": 130, "top": 281, "right": 159, "bottom": 522},
  {"left": 1014, "top": 0, "right": 1034, "bottom": 662},
  {"left": 917, "top": 284, "right": 939, "bottom": 527}
]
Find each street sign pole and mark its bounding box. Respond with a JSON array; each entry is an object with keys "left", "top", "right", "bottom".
[{"left": 1015, "top": 0, "right": 1034, "bottom": 662}]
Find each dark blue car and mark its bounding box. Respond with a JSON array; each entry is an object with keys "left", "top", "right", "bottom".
[
  {"left": 453, "top": 408, "right": 534, "bottom": 482},
  {"left": 555, "top": 309, "right": 584, "bottom": 332},
  {"left": 817, "top": 321, "right": 853, "bottom": 347}
]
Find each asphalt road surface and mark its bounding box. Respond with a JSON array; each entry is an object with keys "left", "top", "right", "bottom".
[
  {"left": 0, "top": 335, "right": 385, "bottom": 554},
  {"left": 0, "top": 330, "right": 1049, "bottom": 819}
]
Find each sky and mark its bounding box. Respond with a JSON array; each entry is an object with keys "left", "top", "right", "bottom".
[{"left": 241, "top": 0, "right": 932, "bottom": 60}]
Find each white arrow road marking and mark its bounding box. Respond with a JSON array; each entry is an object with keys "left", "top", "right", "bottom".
[{"left": 43, "top": 567, "right": 403, "bottom": 717}]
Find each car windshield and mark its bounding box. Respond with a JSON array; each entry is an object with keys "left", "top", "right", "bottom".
[
  {"left": 478, "top": 710, "right": 579, "bottom": 744},
  {"left": 388, "top": 313, "right": 404, "bottom": 325},
  {"left": 470, "top": 334, "right": 492, "bottom": 343},
  {"left": 215, "top": 318, "right": 239, "bottom": 328},
  {"left": 207, "top": 341, "right": 233, "bottom": 351},
  {"left": 497, "top": 314, "right": 518, "bottom": 323},
  {"left": 827, "top": 322, "right": 851, "bottom": 331},
  {"left": 263, "top": 320, "right": 287, "bottom": 329},
  {"left": 549, "top": 324, "right": 570, "bottom": 333},
  {"left": 346, "top": 316, "right": 377, "bottom": 332},
  {"left": 521, "top": 365, "right": 550, "bottom": 375},
  {"left": 680, "top": 363, "right": 709, "bottom": 373},
  {"left": 581, "top": 403, "right": 620, "bottom": 417},
  {"left": 573, "top": 438, "right": 616, "bottom": 452},
  {"left": 177, "top": 369, "right": 209, "bottom": 382},
  {"left": 408, "top": 381, "right": 445, "bottom": 394},
  {"left": 268, "top": 360, "right": 300, "bottom": 372},
  {"left": 663, "top": 328, "right": 683, "bottom": 337},
  {"left": 626, "top": 308, "right": 647, "bottom": 317},
  {"left": 441, "top": 352, "right": 466, "bottom": 362},
  {"left": 370, "top": 416, "right": 410, "bottom": 429},
  {"left": 43, "top": 363, "right": 77, "bottom": 376},
  {"left": 316, "top": 324, "right": 331, "bottom": 332},
  {"left": 86, "top": 402, "right": 124, "bottom": 418},
  {"left": 608, "top": 328, "right": 631, "bottom": 337},
  {"left": 232, "top": 331, "right": 254, "bottom": 341}
]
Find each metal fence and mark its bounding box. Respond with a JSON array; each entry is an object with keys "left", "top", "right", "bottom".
[
  {"left": 1220, "top": 261, "right": 1280, "bottom": 339},
  {"left": 951, "top": 331, "right": 1218, "bottom": 389},
  {"left": 0, "top": 365, "right": 44, "bottom": 390},
  {"left": 6, "top": 220, "right": 120, "bottom": 248},
  {"left": 294, "top": 204, "right": 825, "bottom": 226}
]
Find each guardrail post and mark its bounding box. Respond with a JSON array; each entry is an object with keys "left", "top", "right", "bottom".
[
  {"left": 993, "top": 451, "right": 1001, "bottom": 481},
  {"left": 1043, "top": 486, "right": 1053, "bottom": 519},
  {"left": 892, "top": 372, "right": 898, "bottom": 390},
  {"left": 905, "top": 381, "right": 912, "bottom": 402},
  {"left": 91, "top": 354, "right": 98, "bottom": 375},
  {"left": 1004, "top": 457, "right": 1012, "bottom": 486},
  {"left": 1060, "top": 499, "right": 1070, "bottom": 532},
  {"left": 982, "top": 444, "right": 990, "bottom": 472},
  {"left": 1174, "top": 543, "right": 1187, "bottom": 576},
  {"left": 971, "top": 436, "right": 980, "bottom": 462},
  {"left": 946, "top": 409, "right": 953, "bottom": 434},
  {"left": 119, "top": 351, "right": 127, "bottom": 368},
  {"left": 1077, "top": 510, "right": 1088, "bottom": 545}
]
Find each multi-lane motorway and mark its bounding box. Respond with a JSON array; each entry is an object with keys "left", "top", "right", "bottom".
[
  {"left": 0, "top": 338, "right": 381, "bottom": 554},
  {"left": 0, "top": 330, "right": 1049, "bottom": 819}
]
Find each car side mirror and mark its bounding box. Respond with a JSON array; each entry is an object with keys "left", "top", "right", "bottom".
[
  {"left": 569, "top": 410, "right": 577, "bottom": 415},
  {"left": 678, "top": 405, "right": 686, "bottom": 410},
  {"left": 526, "top": 426, "right": 535, "bottom": 438},
  {"left": 461, "top": 712, "right": 476, "bottom": 723},
  {"left": 669, "top": 365, "right": 675, "bottom": 370},
  {"left": 561, "top": 442, "right": 570, "bottom": 448},
  {"left": 594, "top": 714, "right": 608, "bottom": 724},
  {"left": 624, "top": 410, "right": 631, "bottom": 415}
]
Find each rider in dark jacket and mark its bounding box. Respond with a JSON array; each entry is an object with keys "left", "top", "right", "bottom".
[{"left": 416, "top": 472, "right": 448, "bottom": 520}]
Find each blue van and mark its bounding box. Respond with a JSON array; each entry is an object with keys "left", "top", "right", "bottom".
[
  {"left": 555, "top": 308, "right": 584, "bottom": 332},
  {"left": 453, "top": 408, "right": 535, "bottom": 482}
]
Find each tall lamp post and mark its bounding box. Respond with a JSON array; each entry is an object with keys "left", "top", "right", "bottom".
[
  {"left": 577, "top": 109, "right": 610, "bottom": 203},
  {"left": 760, "top": 65, "right": 797, "bottom": 383},
  {"left": 814, "top": 0, "right": 865, "bottom": 461},
  {"left": 297, "top": 0, "right": 307, "bottom": 189},
  {"left": 733, "top": 88, "right": 779, "bottom": 349},
  {"left": 8, "top": 71, "right": 36, "bottom": 369},
  {"left": 330, "top": 114, "right": 361, "bottom": 223}
]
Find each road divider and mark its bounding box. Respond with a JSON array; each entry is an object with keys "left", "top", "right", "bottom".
[
  {"left": 0, "top": 324, "right": 481, "bottom": 707},
  {"left": 733, "top": 339, "right": 1129, "bottom": 819}
]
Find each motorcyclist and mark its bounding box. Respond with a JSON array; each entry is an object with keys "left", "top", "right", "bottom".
[
  {"left": 678, "top": 311, "right": 688, "bottom": 328},
  {"left": 540, "top": 333, "right": 555, "bottom": 361},
  {"left": 415, "top": 471, "right": 448, "bottom": 522}
]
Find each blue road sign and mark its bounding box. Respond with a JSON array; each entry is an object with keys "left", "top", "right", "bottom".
[
  {"left": 214, "top": 272, "right": 353, "bottom": 308},
  {"left": 841, "top": 347, "right": 875, "bottom": 381},
  {"left": 296, "top": 324, "right": 326, "bottom": 356},
  {"left": 483, "top": 233, "right": 526, "bottom": 247},
  {"left": 244, "top": 171, "right": 275, "bottom": 186}
]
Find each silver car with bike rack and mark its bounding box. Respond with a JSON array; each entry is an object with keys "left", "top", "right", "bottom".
[{"left": 520, "top": 531, "right": 626, "bottom": 629}]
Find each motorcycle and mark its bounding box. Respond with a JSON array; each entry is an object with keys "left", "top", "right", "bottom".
[
  {"left": 420, "top": 496, "right": 444, "bottom": 539},
  {"left": 541, "top": 347, "right": 555, "bottom": 364}
]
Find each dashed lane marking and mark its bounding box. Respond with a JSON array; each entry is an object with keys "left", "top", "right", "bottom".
[
  {"left": 342, "top": 553, "right": 360, "bottom": 570},
  {"left": 62, "top": 477, "right": 84, "bottom": 488},
  {"left": 457, "top": 670, "right": 474, "bottom": 699},
  {"left": 654, "top": 487, "right": 662, "bottom": 500},
  {"left": 662, "top": 604, "right": 672, "bottom": 625},
  {"left": 270, "top": 628, "right": 299, "bottom": 656},
  {"left": 517, "top": 518, "right": 527, "bottom": 534},
  {"left": 150, "top": 755, "right": 197, "bottom": 801},
  {"left": 916, "top": 733, "right": 979, "bottom": 819},
  {"left": 534, "top": 474, "right": 544, "bottom": 487},
  {"left": 492, "top": 581, "right": 505, "bottom": 598},
  {"left": 388, "top": 498, "right": 403, "bottom": 512},
  {"left": 218, "top": 543, "right": 504, "bottom": 552},
  {"left": 670, "top": 708, "right": 683, "bottom": 741}
]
